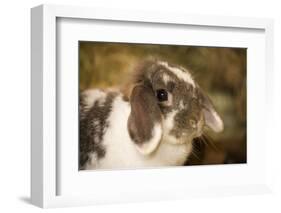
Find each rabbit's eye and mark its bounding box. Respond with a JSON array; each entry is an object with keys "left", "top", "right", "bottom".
[{"left": 156, "top": 89, "right": 168, "bottom": 102}]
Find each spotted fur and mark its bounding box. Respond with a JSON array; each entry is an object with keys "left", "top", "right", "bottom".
[{"left": 79, "top": 90, "right": 117, "bottom": 169}]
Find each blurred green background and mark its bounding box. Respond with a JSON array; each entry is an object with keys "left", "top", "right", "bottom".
[{"left": 79, "top": 41, "right": 247, "bottom": 165}]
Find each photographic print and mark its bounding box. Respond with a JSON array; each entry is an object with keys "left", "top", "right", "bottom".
[
  {"left": 30, "top": 5, "right": 273, "bottom": 207},
  {"left": 79, "top": 42, "right": 247, "bottom": 170}
]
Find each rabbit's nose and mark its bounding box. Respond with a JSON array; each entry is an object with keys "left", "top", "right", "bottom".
[{"left": 189, "top": 119, "right": 197, "bottom": 129}]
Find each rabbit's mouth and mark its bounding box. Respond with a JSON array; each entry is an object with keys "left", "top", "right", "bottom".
[{"left": 163, "top": 131, "right": 196, "bottom": 145}]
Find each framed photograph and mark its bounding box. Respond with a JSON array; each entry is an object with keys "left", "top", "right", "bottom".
[{"left": 31, "top": 4, "right": 274, "bottom": 208}]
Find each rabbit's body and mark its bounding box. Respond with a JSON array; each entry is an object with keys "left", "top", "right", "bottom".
[
  {"left": 79, "top": 60, "right": 223, "bottom": 170},
  {"left": 80, "top": 89, "right": 192, "bottom": 170}
]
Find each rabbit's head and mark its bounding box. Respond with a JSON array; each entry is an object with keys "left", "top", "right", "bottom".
[{"left": 127, "top": 59, "right": 224, "bottom": 155}]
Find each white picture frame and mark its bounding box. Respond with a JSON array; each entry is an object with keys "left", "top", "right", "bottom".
[{"left": 31, "top": 4, "right": 274, "bottom": 208}]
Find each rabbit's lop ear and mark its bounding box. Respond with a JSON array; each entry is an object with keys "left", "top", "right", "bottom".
[
  {"left": 128, "top": 85, "right": 163, "bottom": 155},
  {"left": 198, "top": 89, "right": 224, "bottom": 133}
]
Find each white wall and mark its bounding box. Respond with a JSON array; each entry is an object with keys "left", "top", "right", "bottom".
[{"left": 0, "top": 0, "right": 280, "bottom": 212}]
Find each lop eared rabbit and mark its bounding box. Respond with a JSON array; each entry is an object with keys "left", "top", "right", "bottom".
[{"left": 79, "top": 59, "right": 224, "bottom": 170}]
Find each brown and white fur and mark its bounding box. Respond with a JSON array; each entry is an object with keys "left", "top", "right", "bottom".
[{"left": 79, "top": 59, "right": 224, "bottom": 170}]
